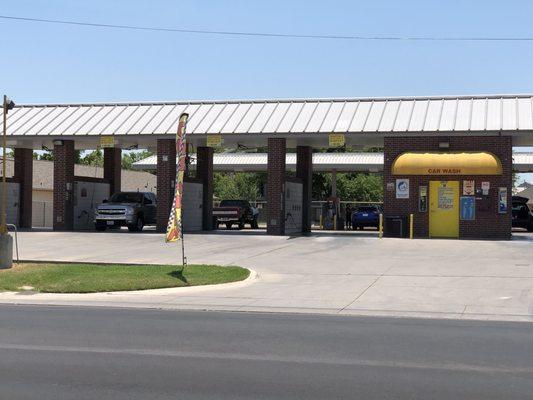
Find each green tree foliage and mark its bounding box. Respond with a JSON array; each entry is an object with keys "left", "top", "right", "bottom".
[
  {"left": 122, "top": 150, "right": 153, "bottom": 170},
  {"left": 37, "top": 150, "right": 54, "bottom": 161},
  {"left": 79, "top": 149, "right": 104, "bottom": 167},
  {"left": 312, "top": 172, "right": 383, "bottom": 201},
  {"left": 213, "top": 172, "right": 261, "bottom": 201},
  {"left": 333, "top": 173, "right": 383, "bottom": 202}
]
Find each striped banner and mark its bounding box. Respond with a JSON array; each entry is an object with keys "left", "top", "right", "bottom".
[{"left": 165, "top": 113, "right": 189, "bottom": 242}]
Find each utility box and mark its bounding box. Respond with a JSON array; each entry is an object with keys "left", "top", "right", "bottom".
[{"left": 383, "top": 215, "right": 408, "bottom": 238}]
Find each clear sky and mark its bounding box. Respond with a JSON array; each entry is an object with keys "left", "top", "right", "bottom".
[{"left": 2, "top": 0, "right": 533, "bottom": 180}]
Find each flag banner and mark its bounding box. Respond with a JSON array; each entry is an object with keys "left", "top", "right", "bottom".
[{"left": 165, "top": 113, "right": 189, "bottom": 242}]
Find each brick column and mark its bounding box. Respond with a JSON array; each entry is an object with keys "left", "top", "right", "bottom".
[
  {"left": 53, "top": 140, "right": 75, "bottom": 230},
  {"left": 267, "top": 138, "right": 286, "bottom": 235},
  {"left": 197, "top": 146, "right": 214, "bottom": 230},
  {"left": 296, "top": 146, "right": 313, "bottom": 233},
  {"left": 13, "top": 148, "right": 33, "bottom": 228},
  {"left": 104, "top": 147, "right": 121, "bottom": 196},
  {"left": 156, "top": 139, "right": 176, "bottom": 232}
]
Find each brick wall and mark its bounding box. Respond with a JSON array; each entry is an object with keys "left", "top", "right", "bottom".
[
  {"left": 14, "top": 148, "right": 33, "bottom": 228},
  {"left": 156, "top": 139, "right": 176, "bottom": 232},
  {"left": 53, "top": 140, "right": 75, "bottom": 230},
  {"left": 196, "top": 146, "right": 214, "bottom": 230},
  {"left": 296, "top": 146, "right": 313, "bottom": 233},
  {"left": 383, "top": 136, "right": 512, "bottom": 239},
  {"left": 267, "top": 138, "right": 286, "bottom": 235},
  {"left": 104, "top": 147, "right": 122, "bottom": 196}
]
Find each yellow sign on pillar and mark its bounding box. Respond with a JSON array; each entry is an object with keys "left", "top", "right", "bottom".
[
  {"left": 328, "top": 133, "right": 345, "bottom": 148},
  {"left": 100, "top": 136, "right": 115, "bottom": 148},
  {"left": 207, "top": 135, "right": 222, "bottom": 148}
]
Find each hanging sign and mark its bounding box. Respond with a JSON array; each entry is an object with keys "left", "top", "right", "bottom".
[
  {"left": 460, "top": 196, "right": 475, "bottom": 220},
  {"left": 396, "top": 179, "right": 409, "bottom": 199},
  {"left": 328, "top": 133, "right": 345, "bottom": 148},
  {"left": 207, "top": 134, "right": 222, "bottom": 148},
  {"left": 99, "top": 136, "right": 115, "bottom": 148},
  {"left": 481, "top": 181, "right": 490, "bottom": 195},
  {"left": 463, "top": 180, "right": 475, "bottom": 196},
  {"left": 498, "top": 187, "right": 508, "bottom": 213}
]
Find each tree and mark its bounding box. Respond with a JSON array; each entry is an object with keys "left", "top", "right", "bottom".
[
  {"left": 79, "top": 149, "right": 103, "bottom": 167},
  {"left": 213, "top": 172, "right": 262, "bottom": 201},
  {"left": 38, "top": 150, "right": 54, "bottom": 161},
  {"left": 122, "top": 150, "right": 153, "bottom": 170},
  {"left": 312, "top": 172, "right": 383, "bottom": 201}
]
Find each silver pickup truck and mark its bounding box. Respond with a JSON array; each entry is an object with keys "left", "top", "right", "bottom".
[{"left": 94, "top": 192, "right": 157, "bottom": 232}]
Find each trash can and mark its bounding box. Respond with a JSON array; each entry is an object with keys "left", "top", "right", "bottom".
[{"left": 383, "top": 215, "right": 409, "bottom": 238}]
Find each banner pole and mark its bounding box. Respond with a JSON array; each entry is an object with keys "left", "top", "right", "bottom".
[{"left": 180, "top": 221, "right": 187, "bottom": 267}]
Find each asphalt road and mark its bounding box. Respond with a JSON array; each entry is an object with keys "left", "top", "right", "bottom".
[{"left": 0, "top": 306, "right": 532, "bottom": 399}]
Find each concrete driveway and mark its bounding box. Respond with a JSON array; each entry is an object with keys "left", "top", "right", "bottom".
[{"left": 1, "top": 229, "right": 533, "bottom": 321}]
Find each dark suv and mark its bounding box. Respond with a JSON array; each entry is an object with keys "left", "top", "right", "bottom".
[
  {"left": 94, "top": 192, "right": 157, "bottom": 232},
  {"left": 512, "top": 196, "right": 533, "bottom": 231}
]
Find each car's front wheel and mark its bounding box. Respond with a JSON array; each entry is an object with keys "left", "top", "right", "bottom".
[
  {"left": 128, "top": 216, "right": 144, "bottom": 232},
  {"left": 95, "top": 224, "right": 107, "bottom": 232}
]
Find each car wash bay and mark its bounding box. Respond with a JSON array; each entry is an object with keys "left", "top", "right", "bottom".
[{"left": 3, "top": 95, "right": 533, "bottom": 239}]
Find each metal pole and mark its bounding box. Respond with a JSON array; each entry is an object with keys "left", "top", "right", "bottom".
[
  {"left": 1, "top": 95, "right": 7, "bottom": 234},
  {"left": 180, "top": 221, "right": 187, "bottom": 267}
]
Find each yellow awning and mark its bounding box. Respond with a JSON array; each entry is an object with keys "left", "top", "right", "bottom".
[{"left": 391, "top": 152, "right": 503, "bottom": 175}]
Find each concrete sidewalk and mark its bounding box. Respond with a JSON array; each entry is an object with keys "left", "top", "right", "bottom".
[{"left": 1, "top": 230, "right": 533, "bottom": 322}]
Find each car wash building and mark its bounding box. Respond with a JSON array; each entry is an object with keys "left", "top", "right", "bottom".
[{"left": 2, "top": 94, "right": 533, "bottom": 239}]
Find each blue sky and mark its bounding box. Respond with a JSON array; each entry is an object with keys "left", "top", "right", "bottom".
[{"left": 2, "top": 0, "right": 533, "bottom": 180}]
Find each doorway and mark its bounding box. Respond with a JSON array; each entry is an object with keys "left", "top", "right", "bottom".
[{"left": 429, "top": 181, "right": 459, "bottom": 238}]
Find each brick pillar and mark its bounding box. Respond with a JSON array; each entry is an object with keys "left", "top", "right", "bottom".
[
  {"left": 14, "top": 148, "right": 33, "bottom": 228},
  {"left": 104, "top": 147, "right": 122, "bottom": 196},
  {"left": 53, "top": 140, "right": 75, "bottom": 230},
  {"left": 156, "top": 139, "right": 176, "bottom": 232},
  {"left": 267, "top": 138, "right": 286, "bottom": 235},
  {"left": 296, "top": 146, "right": 313, "bottom": 233},
  {"left": 197, "top": 146, "right": 214, "bottom": 230}
]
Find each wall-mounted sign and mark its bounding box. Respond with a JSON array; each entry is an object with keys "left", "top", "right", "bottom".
[
  {"left": 482, "top": 181, "right": 490, "bottom": 195},
  {"left": 396, "top": 179, "right": 409, "bottom": 199},
  {"left": 328, "top": 133, "right": 345, "bottom": 148},
  {"left": 207, "top": 134, "right": 222, "bottom": 147},
  {"left": 387, "top": 182, "right": 395, "bottom": 192},
  {"left": 438, "top": 184, "right": 455, "bottom": 210},
  {"left": 419, "top": 186, "right": 428, "bottom": 212},
  {"left": 463, "top": 180, "right": 475, "bottom": 196},
  {"left": 498, "top": 187, "right": 508, "bottom": 213},
  {"left": 99, "top": 136, "right": 115, "bottom": 148},
  {"left": 460, "top": 196, "right": 475, "bottom": 220}
]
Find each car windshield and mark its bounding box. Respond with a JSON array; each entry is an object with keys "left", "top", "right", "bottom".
[
  {"left": 220, "top": 200, "right": 246, "bottom": 207},
  {"left": 109, "top": 192, "right": 143, "bottom": 203},
  {"left": 357, "top": 206, "right": 378, "bottom": 213}
]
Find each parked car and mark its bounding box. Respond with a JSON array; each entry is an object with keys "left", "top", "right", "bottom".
[
  {"left": 213, "top": 199, "right": 258, "bottom": 229},
  {"left": 512, "top": 196, "right": 533, "bottom": 231},
  {"left": 352, "top": 205, "right": 381, "bottom": 230},
  {"left": 94, "top": 192, "right": 157, "bottom": 232}
]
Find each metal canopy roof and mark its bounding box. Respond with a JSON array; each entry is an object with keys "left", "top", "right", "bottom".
[
  {"left": 132, "top": 152, "right": 533, "bottom": 173},
  {"left": 5, "top": 94, "right": 533, "bottom": 136}
]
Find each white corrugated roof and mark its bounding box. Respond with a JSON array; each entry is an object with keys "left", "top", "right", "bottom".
[
  {"left": 4, "top": 94, "right": 533, "bottom": 137},
  {"left": 132, "top": 152, "right": 533, "bottom": 173}
]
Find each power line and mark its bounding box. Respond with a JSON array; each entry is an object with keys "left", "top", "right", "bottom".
[{"left": 1, "top": 14, "right": 533, "bottom": 42}]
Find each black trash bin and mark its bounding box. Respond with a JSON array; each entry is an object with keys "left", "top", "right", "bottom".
[{"left": 383, "top": 215, "right": 409, "bottom": 238}]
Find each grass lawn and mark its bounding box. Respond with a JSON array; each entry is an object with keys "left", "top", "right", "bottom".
[{"left": 0, "top": 263, "right": 249, "bottom": 293}]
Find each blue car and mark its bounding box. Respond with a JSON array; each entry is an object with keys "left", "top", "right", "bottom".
[{"left": 351, "top": 205, "right": 381, "bottom": 230}]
